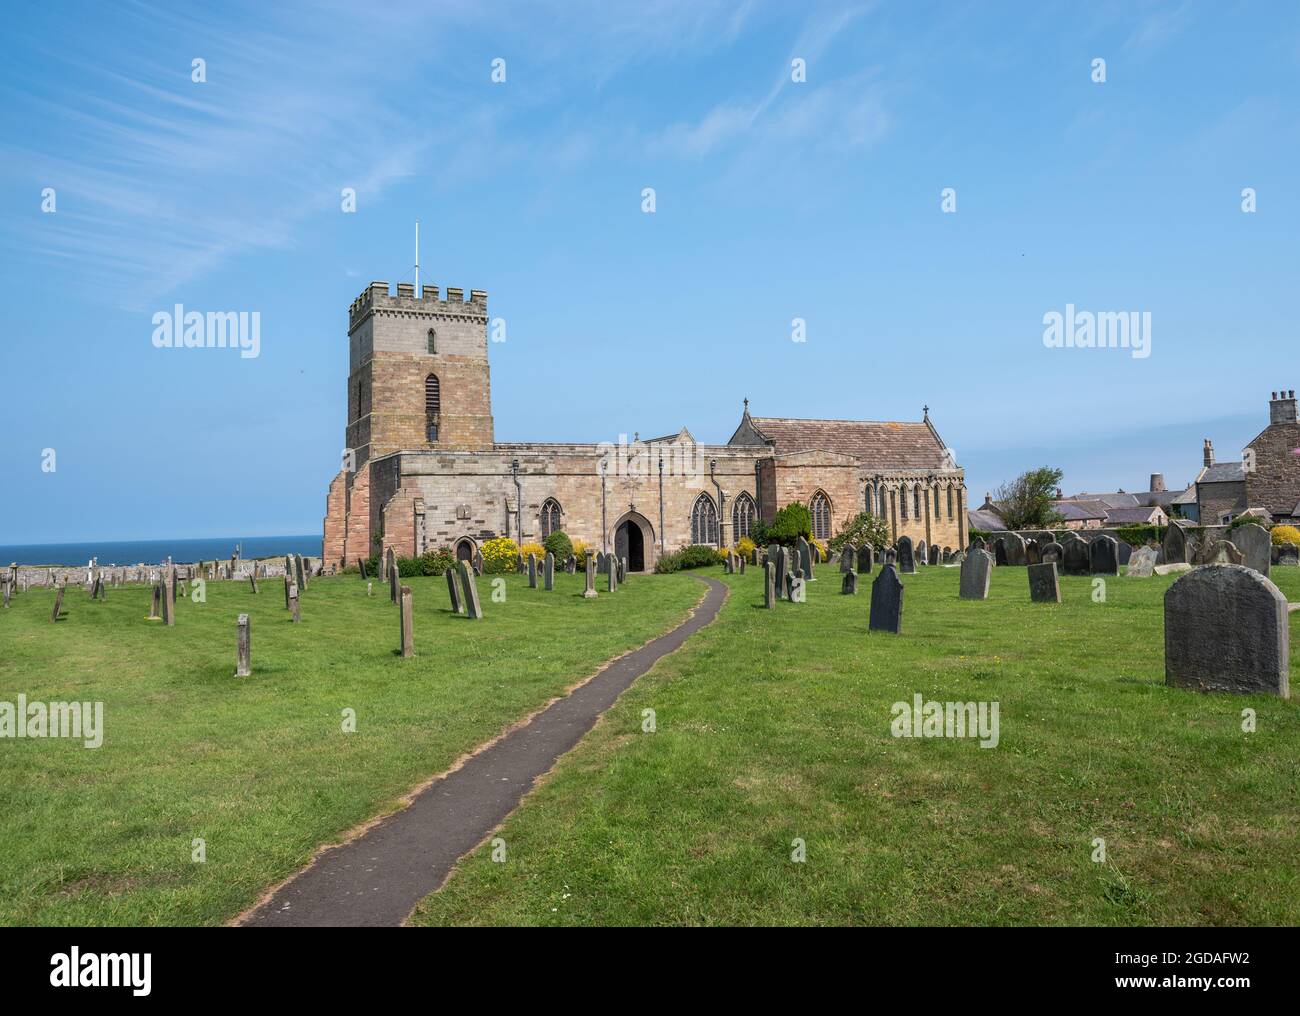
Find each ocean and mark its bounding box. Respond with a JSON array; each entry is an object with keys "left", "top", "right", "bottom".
[{"left": 0, "top": 535, "right": 323, "bottom": 567}]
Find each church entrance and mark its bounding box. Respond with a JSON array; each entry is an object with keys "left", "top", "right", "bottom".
[
  {"left": 455, "top": 539, "right": 475, "bottom": 564},
  {"left": 615, "top": 519, "right": 645, "bottom": 572}
]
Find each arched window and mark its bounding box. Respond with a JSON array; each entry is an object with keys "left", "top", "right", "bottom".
[
  {"left": 427, "top": 328, "right": 437, "bottom": 354},
  {"left": 946, "top": 484, "right": 954, "bottom": 519},
  {"left": 913, "top": 486, "right": 921, "bottom": 519},
  {"left": 540, "top": 498, "right": 562, "bottom": 539},
  {"left": 732, "top": 492, "right": 756, "bottom": 541},
  {"left": 810, "top": 491, "right": 832, "bottom": 541},
  {"left": 879, "top": 485, "right": 888, "bottom": 516},
  {"left": 900, "top": 485, "right": 909, "bottom": 520},
  {"left": 864, "top": 484, "right": 874, "bottom": 515},
  {"left": 690, "top": 493, "right": 719, "bottom": 546},
  {"left": 425, "top": 374, "right": 440, "bottom": 442}
]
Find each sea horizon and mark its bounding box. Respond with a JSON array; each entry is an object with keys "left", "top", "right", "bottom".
[{"left": 0, "top": 534, "right": 323, "bottom": 567}]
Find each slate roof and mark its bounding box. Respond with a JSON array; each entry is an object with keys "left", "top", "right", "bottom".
[
  {"left": 1104, "top": 506, "right": 1167, "bottom": 524},
  {"left": 1195, "top": 462, "right": 1247, "bottom": 484},
  {"left": 1171, "top": 485, "right": 1198, "bottom": 505},
  {"left": 1068, "top": 492, "right": 1141, "bottom": 509},
  {"left": 744, "top": 416, "right": 949, "bottom": 470},
  {"left": 967, "top": 508, "right": 1007, "bottom": 532},
  {"left": 1053, "top": 500, "right": 1108, "bottom": 522}
]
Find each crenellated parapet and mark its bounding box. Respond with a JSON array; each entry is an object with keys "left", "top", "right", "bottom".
[{"left": 349, "top": 281, "right": 488, "bottom": 330}]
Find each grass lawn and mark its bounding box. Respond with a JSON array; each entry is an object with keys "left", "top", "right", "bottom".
[
  {"left": 411, "top": 563, "right": 1300, "bottom": 926},
  {"left": 0, "top": 568, "right": 705, "bottom": 925}
]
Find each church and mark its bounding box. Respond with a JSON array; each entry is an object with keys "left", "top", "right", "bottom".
[{"left": 323, "top": 280, "right": 969, "bottom": 572}]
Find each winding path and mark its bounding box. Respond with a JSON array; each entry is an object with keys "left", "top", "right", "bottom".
[{"left": 240, "top": 576, "right": 727, "bottom": 927}]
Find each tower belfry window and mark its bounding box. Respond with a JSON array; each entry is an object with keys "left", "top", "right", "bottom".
[
  {"left": 427, "top": 329, "right": 437, "bottom": 354},
  {"left": 425, "top": 374, "right": 440, "bottom": 442}
]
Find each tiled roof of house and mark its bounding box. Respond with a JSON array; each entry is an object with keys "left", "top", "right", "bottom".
[
  {"left": 1053, "top": 500, "right": 1108, "bottom": 521},
  {"left": 1104, "top": 506, "right": 1166, "bottom": 524},
  {"left": 1171, "top": 484, "right": 1198, "bottom": 505},
  {"left": 745, "top": 416, "right": 949, "bottom": 470},
  {"left": 1195, "top": 462, "right": 1247, "bottom": 484},
  {"left": 967, "top": 508, "right": 1007, "bottom": 532},
  {"left": 1068, "top": 491, "right": 1141, "bottom": 509}
]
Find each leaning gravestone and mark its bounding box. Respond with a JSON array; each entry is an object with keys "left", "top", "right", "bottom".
[
  {"left": 896, "top": 536, "right": 916, "bottom": 574},
  {"left": 1089, "top": 535, "right": 1119, "bottom": 575},
  {"left": 959, "top": 548, "right": 992, "bottom": 600},
  {"left": 1162, "top": 523, "right": 1188, "bottom": 565},
  {"left": 458, "top": 561, "right": 483, "bottom": 619},
  {"left": 840, "top": 545, "right": 856, "bottom": 574},
  {"left": 1126, "top": 546, "right": 1158, "bottom": 577},
  {"left": 1232, "top": 523, "right": 1271, "bottom": 577},
  {"left": 869, "top": 564, "right": 904, "bottom": 634},
  {"left": 51, "top": 585, "right": 65, "bottom": 622},
  {"left": 857, "top": 545, "right": 874, "bottom": 575},
  {"left": 1165, "top": 565, "right": 1289, "bottom": 697},
  {"left": 1028, "top": 562, "right": 1061, "bottom": 603},
  {"left": 841, "top": 571, "right": 857, "bottom": 595},
  {"left": 446, "top": 568, "right": 464, "bottom": 614},
  {"left": 1061, "top": 536, "right": 1090, "bottom": 576},
  {"left": 544, "top": 552, "right": 555, "bottom": 590}
]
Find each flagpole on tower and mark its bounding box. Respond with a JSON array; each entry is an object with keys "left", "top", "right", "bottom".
[{"left": 414, "top": 220, "right": 420, "bottom": 297}]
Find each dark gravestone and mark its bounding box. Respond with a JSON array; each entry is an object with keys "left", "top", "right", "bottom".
[
  {"left": 1277, "top": 544, "right": 1299, "bottom": 567},
  {"left": 928, "top": 544, "right": 941, "bottom": 566},
  {"left": 1061, "top": 536, "right": 1090, "bottom": 576},
  {"left": 883, "top": 549, "right": 897, "bottom": 567},
  {"left": 1001, "top": 532, "right": 1028, "bottom": 566},
  {"left": 1116, "top": 541, "right": 1132, "bottom": 565},
  {"left": 1028, "top": 562, "right": 1061, "bottom": 603},
  {"left": 770, "top": 544, "right": 786, "bottom": 600},
  {"left": 840, "top": 545, "right": 856, "bottom": 573},
  {"left": 446, "top": 568, "right": 464, "bottom": 613},
  {"left": 763, "top": 561, "right": 776, "bottom": 609},
  {"left": 896, "top": 536, "right": 915, "bottom": 575},
  {"left": 969, "top": 536, "right": 986, "bottom": 552},
  {"left": 1089, "top": 535, "right": 1119, "bottom": 575},
  {"left": 544, "top": 552, "right": 555, "bottom": 590},
  {"left": 959, "top": 549, "right": 992, "bottom": 600},
  {"left": 51, "top": 585, "right": 65, "bottom": 622},
  {"left": 565, "top": 555, "right": 576, "bottom": 574},
  {"left": 1025, "top": 539, "right": 1040, "bottom": 565},
  {"left": 358, "top": 557, "right": 368, "bottom": 580},
  {"left": 399, "top": 586, "right": 414, "bottom": 658},
  {"left": 527, "top": 553, "right": 538, "bottom": 589},
  {"left": 915, "top": 540, "right": 927, "bottom": 567},
  {"left": 458, "top": 561, "right": 483, "bottom": 619},
  {"left": 236, "top": 613, "right": 251, "bottom": 677},
  {"left": 1162, "top": 523, "right": 1188, "bottom": 565},
  {"left": 389, "top": 553, "right": 400, "bottom": 605},
  {"left": 248, "top": 573, "right": 258, "bottom": 595},
  {"left": 739, "top": 556, "right": 746, "bottom": 574},
  {"left": 869, "top": 564, "right": 904, "bottom": 634},
  {"left": 149, "top": 581, "right": 162, "bottom": 619},
  {"left": 1165, "top": 565, "right": 1289, "bottom": 696},
  {"left": 1040, "top": 541, "right": 1063, "bottom": 565},
  {"left": 857, "top": 545, "right": 874, "bottom": 575},
  {"left": 841, "top": 571, "right": 857, "bottom": 595},
  {"left": 1232, "top": 523, "right": 1271, "bottom": 577},
  {"left": 994, "top": 539, "right": 1008, "bottom": 566}
]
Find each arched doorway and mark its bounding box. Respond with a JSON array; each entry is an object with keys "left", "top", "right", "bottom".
[
  {"left": 611, "top": 511, "right": 655, "bottom": 573},
  {"left": 455, "top": 538, "right": 475, "bottom": 564}
]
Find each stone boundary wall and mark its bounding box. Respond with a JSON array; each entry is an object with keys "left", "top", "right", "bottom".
[{"left": 6, "top": 557, "right": 320, "bottom": 588}]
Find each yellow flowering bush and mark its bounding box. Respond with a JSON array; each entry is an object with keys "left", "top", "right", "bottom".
[
  {"left": 481, "top": 536, "right": 519, "bottom": 574},
  {"left": 571, "top": 539, "right": 589, "bottom": 565},
  {"left": 1271, "top": 525, "right": 1300, "bottom": 547},
  {"left": 519, "top": 541, "right": 546, "bottom": 563},
  {"left": 737, "top": 536, "right": 756, "bottom": 559},
  {"left": 811, "top": 538, "right": 827, "bottom": 562}
]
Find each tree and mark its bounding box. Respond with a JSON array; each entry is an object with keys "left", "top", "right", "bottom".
[
  {"left": 829, "top": 512, "right": 892, "bottom": 553},
  {"left": 994, "top": 466, "right": 1065, "bottom": 530}
]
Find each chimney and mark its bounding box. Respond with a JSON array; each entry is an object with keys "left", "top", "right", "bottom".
[
  {"left": 1203, "top": 439, "right": 1214, "bottom": 467},
  {"left": 982, "top": 492, "right": 994, "bottom": 509},
  {"left": 1149, "top": 473, "right": 1166, "bottom": 492},
  {"left": 1269, "top": 389, "right": 1298, "bottom": 426},
  {"left": 1055, "top": 487, "right": 1062, "bottom": 499}
]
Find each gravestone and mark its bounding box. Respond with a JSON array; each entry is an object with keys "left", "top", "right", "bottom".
[
  {"left": 1040, "top": 541, "right": 1063, "bottom": 565},
  {"left": 2, "top": 580, "right": 9, "bottom": 609},
  {"left": 841, "top": 571, "right": 857, "bottom": 595},
  {"left": 399, "top": 586, "right": 414, "bottom": 658},
  {"left": 1028, "top": 562, "right": 1061, "bottom": 603},
  {"left": 797, "top": 537, "right": 813, "bottom": 580},
  {"left": 1154, "top": 563, "right": 1192, "bottom": 576},
  {"left": 1089, "top": 535, "right": 1119, "bottom": 575},
  {"left": 869, "top": 564, "right": 904, "bottom": 634},
  {"left": 764, "top": 561, "right": 776, "bottom": 608},
  {"left": 358, "top": 557, "right": 368, "bottom": 580},
  {"left": 288, "top": 583, "right": 301, "bottom": 623},
  {"left": 857, "top": 545, "right": 874, "bottom": 575},
  {"left": 1116, "top": 541, "right": 1133, "bottom": 565},
  {"left": 1025, "top": 539, "right": 1040, "bottom": 565},
  {"left": 738, "top": 556, "right": 746, "bottom": 574},
  {"left": 896, "top": 536, "right": 916, "bottom": 574},
  {"left": 389, "top": 554, "right": 400, "bottom": 605},
  {"left": 516, "top": 552, "right": 525, "bottom": 574},
  {"left": 928, "top": 544, "right": 941, "bottom": 566},
  {"left": 51, "top": 585, "right": 65, "bottom": 622},
  {"left": 1232, "top": 523, "right": 1271, "bottom": 576},
  {"left": 607, "top": 558, "right": 617, "bottom": 593},
  {"left": 248, "top": 573, "right": 258, "bottom": 594},
  {"left": 790, "top": 573, "right": 805, "bottom": 602},
  {"left": 770, "top": 544, "right": 786, "bottom": 600},
  {"left": 458, "top": 561, "right": 483, "bottom": 619},
  {"left": 618, "top": 557, "right": 627, "bottom": 583},
  {"left": 883, "top": 549, "right": 897, "bottom": 567},
  {"left": 1127, "top": 546, "right": 1158, "bottom": 577},
  {"left": 840, "top": 545, "right": 856, "bottom": 573},
  {"left": 149, "top": 582, "right": 161, "bottom": 619},
  {"left": 283, "top": 573, "right": 292, "bottom": 609},
  {"left": 544, "top": 552, "right": 555, "bottom": 590},
  {"left": 969, "top": 536, "right": 986, "bottom": 552},
  {"left": 474, "top": 550, "right": 485, "bottom": 576},
  {"left": 236, "top": 614, "right": 251, "bottom": 677},
  {"left": 565, "top": 555, "right": 576, "bottom": 574},
  {"left": 1195, "top": 539, "right": 1243, "bottom": 566},
  {"left": 297, "top": 554, "right": 308, "bottom": 590},
  {"left": 584, "top": 554, "right": 597, "bottom": 598},
  {"left": 751, "top": 548, "right": 760, "bottom": 565},
  {"left": 1162, "top": 523, "right": 1188, "bottom": 565},
  {"left": 163, "top": 570, "right": 175, "bottom": 626},
  {"left": 916, "top": 541, "right": 927, "bottom": 567},
  {"left": 1277, "top": 544, "right": 1299, "bottom": 567},
  {"left": 446, "top": 568, "right": 464, "bottom": 614},
  {"left": 1165, "top": 565, "right": 1289, "bottom": 696},
  {"left": 528, "top": 553, "right": 538, "bottom": 589},
  {"left": 959, "top": 548, "right": 992, "bottom": 600},
  {"left": 1061, "top": 536, "right": 1090, "bottom": 576}
]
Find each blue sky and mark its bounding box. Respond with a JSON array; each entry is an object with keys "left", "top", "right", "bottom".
[{"left": 2, "top": 0, "right": 1298, "bottom": 543}]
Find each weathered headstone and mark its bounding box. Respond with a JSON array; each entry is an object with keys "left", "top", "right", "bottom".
[
  {"left": 399, "top": 585, "right": 414, "bottom": 658},
  {"left": 1165, "top": 565, "right": 1289, "bottom": 696},
  {"left": 565, "top": 554, "right": 576, "bottom": 574},
  {"left": 248, "top": 573, "right": 258, "bottom": 595},
  {"left": 584, "top": 554, "right": 597, "bottom": 598},
  {"left": 2, "top": 580, "right": 10, "bottom": 609},
  {"left": 857, "top": 545, "right": 874, "bottom": 575},
  {"left": 607, "top": 558, "right": 617, "bottom": 593},
  {"left": 163, "top": 569, "right": 175, "bottom": 626},
  {"left": 798, "top": 537, "right": 815, "bottom": 581},
  {"left": 869, "top": 564, "right": 904, "bottom": 634},
  {"left": 1089, "top": 535, "right": 1119, "bottom": 575},
  {"left": 236, "top": 614, "right": 251, "bottom": 677},
  {"left": 1195, "top": 538, "right": 1243, "bottom": 566},
  {"left": 389, "top": 555, "right": 400, "bottom": 605},
  {"left": 1162, "top": 523, "right": 1188, "bottom": 565},
  {"left": 618, "top": 557, "right": 627, "bottom": 583},
  {"left": 1154, "top": 562, "right": 1192, "bottom": 576},
  {"left": 544, "top": 552, "right": 555, "bottom": 590},
  {"left": 458, "top": 560, "right": 483, "bottom": 619},
  {"left": 446, "top": 568, "right": 464, "bottom": 614},
  {"left": 1232, "top": 523, "right": 1271, "bottom": 576},
  {"left": 358, "top": 557, "right": 368, "bottom": 580},
  {"left": 149, "top": 581, "right": 161, "bottom": 619},
  {"left": 288, "top": 583, "right": 301, "bottom": 623},
  {"left": 928, "top": 544, "right": 941, "bottom": 566},
  {"left": 1061, "top": 535, "right": 1090, "bottom": 575},
  {"left": 527, "top": 553, "right": 538, "bottom": 589},
  {"left": 959, "top": 548, "right": 992, "bottom": 600},
  {"left": 770, "top": 544, "right": 786, "bottom": 600},
  {"left": 841, "top": 571, "right": 857, "bottom": 595},
  {"left": 297, "top": 553, "right": 308, "bottom": 590},
  {"left": 916, "top": 540, "right": 927, "bottom": 567},
  {"left": 1028, "top": 562, "right": 1061, "bottom": 603},
  {"left": 1040, "top": 541, "right": 1063, "bottom": 565},
  {"left": 474, "top": 549, "right": 485, "bottom": 576},
  {"left": 840, "top": 545, "right": 856, "bottom": 573},
  {"left": 738, "top": 556, "right": 746, "bottom": 574},
  {"left": 969, "top": 536, "right": 986, "bottom": 552},
  {"left": 1024, "top": 539, "right": 1040, "bottom": 566},
  {"left": 896, "top": 536, "right": 915, "bottom": 574},
  {"left": 764, "top": 561, "right": 776, "bottom": 608},
  {"left": 1127, "top": 546, "right": 1158, "bottom": 577},
  {"left": 1277, "top": 544, "right": 1299, "bottom": 567},
  {"left": 51, "top": 584, "right": 65, "bottom": 622}
]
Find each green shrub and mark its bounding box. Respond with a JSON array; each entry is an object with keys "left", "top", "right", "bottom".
[
  {"left": 1113, "top": 524, "right": 1163, "bottom": 547},
  {"left": 829, "top": 512, "right": 892, "bottom": 553},
  {"left": 543, "top": 531, "right": 573, "bottom": 563},
  {"left": 768, "top": 502, "right": 812, "bottom": 546},
  {"left": 654, "top": 552, "right": 682, "bottom": 574},
  {"left": 395, "top": 556, "right": 422, "bottom": 578},
  {"left": 677, "top": 544, "right": 723, "bottom": 569},
  {"left": 418, "top": 546, "right": 456, "bottom": 576}
]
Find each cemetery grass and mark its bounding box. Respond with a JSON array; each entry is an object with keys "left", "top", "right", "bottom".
[
  {"left": 412, "top": 565, "right": 1300, "bottom": 926},
  {"left": 0, "top": 571, "right": 705, "bottom": 925}
]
